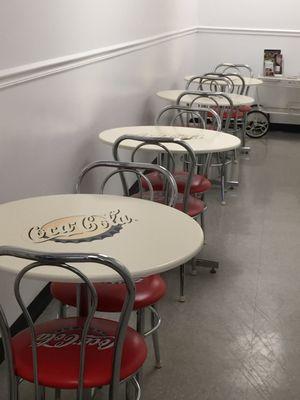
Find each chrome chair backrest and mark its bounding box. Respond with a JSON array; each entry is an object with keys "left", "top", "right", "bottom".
[
  {"left": 195, "top": 72, "right": 246, "bottom": 95},
  {"left": 214, "top": 63, "right": 253, "bottom": 77},
  {"left": 155, "top": 104, "right": 222, "bottom": 132},
  {"left": 0, "top": 246, "right": 135, "bottom": 400},
  {"left": 76, "top": 159, "right": 177, "bottom": 207},
  {"left": 113, "top": 136, "right": 196, "bottom": 214},
  {"left": 185, "top": 74, "right": 234, "bottom": 93},
  {"left": 221, "top": 73, "right": 246, "bottom": 95},
  {"left": 175, "top": 91, "right": 234, "bottom": 132}
]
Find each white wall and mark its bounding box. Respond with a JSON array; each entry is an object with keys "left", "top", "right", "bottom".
[
  {"left": 195, "top": 32, "right": 300, "bottom": 78},
  {"left": 195, "top": 1, "right": 300, "bottom": 124},
  {"left": 199, "top": 0, "right": 300, "bottom": 30},
  {"left": 0, "top": 0, "right": 199, "bottom": 69},
  {"left": 197, "top": 0, "right": 300, "bottom": 77},
  {"left": 0, "top": 0, "right": 199, "bottom": 324},
  {"left": 193, "top": 31, "right": 300, "bottom": 125}
]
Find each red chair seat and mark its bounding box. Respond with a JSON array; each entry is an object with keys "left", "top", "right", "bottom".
[
  {"left": 12, "top": 317, "right": 147, "bottom": 389},
  {"left": 239, "top": 105, "right": 252, "bottom": 113},
  {"left": 142, "top": 171, "right": 211, "bottom": 194},
  {"left": 222, "top": 110, "right": 244, "bottom": 119},
  {"left": 174, "top": 171, "right": 211, "bottom": 194},
  {"left": 174, "top": 195, "right": 205, "bottom": 216},
  {"left": 132, "top": 192, "right": 205, "bottom": 217},
  {"left": 222, "top": 105, "right": 252, "bottom": 119},
  {"left": 51, "top": 275, "right": 166, "bottom": 312}
]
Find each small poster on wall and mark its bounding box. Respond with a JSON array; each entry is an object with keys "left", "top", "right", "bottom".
[{"left": 264, "top": 49, "right": 283, "bottom": 76}]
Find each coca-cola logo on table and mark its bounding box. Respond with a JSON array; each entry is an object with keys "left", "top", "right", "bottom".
[
  {"left": 28, "top": 209, "right": 137, "bottom": 243},
  {"left": 35, "top": 326, "right": 115, "bottom": 351}
]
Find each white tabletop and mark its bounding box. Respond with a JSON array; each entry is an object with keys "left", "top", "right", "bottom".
[
  {"left": 157, "top": 90, "right": 255, "bottom": 107},
  {"left": 185, "top": 76, "right": 263, "bottom": 87},
  {"left": 0, "top": 194, "right": 203, "bottom": 282},
  {"left": 99, "top": 126, "right": 241, "bottom": 153}
]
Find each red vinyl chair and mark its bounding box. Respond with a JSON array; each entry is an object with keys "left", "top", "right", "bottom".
[
  {"left": 185, "top": 72, "right": 248, "bottom": 121},
  {"left": 211, "top": 72, "right": 251, "bottom": 150},
  {"left": 113, "top": 136, "right": 205, "bottom": 222},
  {"left": 113, "top": 136, "right": 205, "bottom": 301},
  {"left": 51, "top": 275, "right": 166, "bottom": 369},
  {"left": 175, "top": 91, "right": 236, "bottom": 205},
  {"left": 51, "top": 160, "right": 178, "bottom": 371},
  {"left": 189, "top": 71, "right": 252, "bottom": 147},
  {"left": 0, "top": 247, "right": 147, "bottom": 400},
  {"left": 185, "top": 73, "right": 235, "bottom": 94},
  {"left": 153, "top": 105, "right": 222, "bottom": 213}
]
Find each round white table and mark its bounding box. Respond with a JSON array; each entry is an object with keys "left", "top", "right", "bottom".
[
  {"left": 156, "top": 90, "right": 255, "bottom": 107},
  {"left": 0, "top": 194, "right": 203, "bottom": 282},
  {"left": 99, "top": 125, "right": 241, "bottom": 154},
  {"left": 184, "top": 75, "right": 263, "bottom": 87}
]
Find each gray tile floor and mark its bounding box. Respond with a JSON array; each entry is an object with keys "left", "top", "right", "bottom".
[{"left": 1, "top": 130, "right": 300, "bottom": 399}]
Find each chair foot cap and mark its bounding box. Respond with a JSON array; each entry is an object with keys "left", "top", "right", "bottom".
[
  {"left": 179, "top": 296, "right": 186, "bottom": 302},
  {"left": 155, "top": 362, "right": 162, "bottom": 369}
]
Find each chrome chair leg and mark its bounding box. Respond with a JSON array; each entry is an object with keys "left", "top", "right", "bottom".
[
  {"left": 14, "top": 378, "right": 19, "bottom": 400},
  {"left": 39, "top": 386, "right": 46, "bottom": 400},
  {"left": 200, "top": 211, "right": 205, "bottom": 238},
  {"left": 191, "top": 258, "right": 197, "bottom": 276},
  {"left": 54, "top": 388, "right": 61, "bottom": 400},
  {"left": 194, "top": 193, "right": 206, "bottom": 240},
  {"left": 234, "top": 148, "right": 238, "bottom": 164},
  {"left": 221, "top": 173, "right": 225, "bottom": 205},
  {"left": 83, "top": 388, "right": 93, "bottom": 399},
  {"left": 126, "top": 376, "right": 141, "bottom": 400},
  {"left": 58, "top": 302, "right": 66, "bottom": 318},
  {"left": 241, "top": 114, "right": 251, "bottom": 154},
  {"left": 221, "top": 153, "right": 226, "bottom": 205},
  {"left": 179, "top": 265, "right": 185, "bottom": 302},
  {"left": 136, "top": 310, "right": 145, "bottom": 392},
  {"left": 132, "top": 376, "right": 141, "bottom": 400},
  {"left": 126, "top": 381, "right": 132, "bottom": 400},
  {"left": 136, "top": 309, "right": 145, "bottom": 336},
  {"left": 150, "top": 305, "right": 162, "bottom": 369},
  {"left": 7, "top": 375, "right": 19, "bottom": 400}
]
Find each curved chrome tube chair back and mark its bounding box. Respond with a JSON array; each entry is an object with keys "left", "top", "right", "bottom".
[
  {"left": 76, "top": 159, "right": 177, "bottom": 208},
  {"left": 185, "top": 74, "right": 234, "bottom": 93},
  {"left": 221, "top": 73, "right": 246, "bottom": 94},
  {"left": 188, "top": 72, "right": 246, "bottom": 95},
  {"left": 0, "top": 246, "right": 135, "bottom": 400},
  {"left": 214, "top": 63, "right": 253, "bottom": 77},
  {"left": 113, "top": 136, "right": 195, "bottom": 214},
  {"left": 155, "top": 104, "right": 222, "bottom": 132},
  {"left": 175, "top": 91, "right": 234, "bottom": 132}
]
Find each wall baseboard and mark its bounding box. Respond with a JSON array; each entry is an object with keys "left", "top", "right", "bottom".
[
  {"left": 0, "top": 284, "right": 52, "bottom": 364},
  {"left": 270, "top": 123, "right": 300, "bottom": 132}
]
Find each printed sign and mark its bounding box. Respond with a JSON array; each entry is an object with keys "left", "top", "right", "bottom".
[
  {"left": 28, "top": 209, "right": 136, "bottom": 243},
  {"left": 36, "top": 326, "right": 115, "bottom": 351}
]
